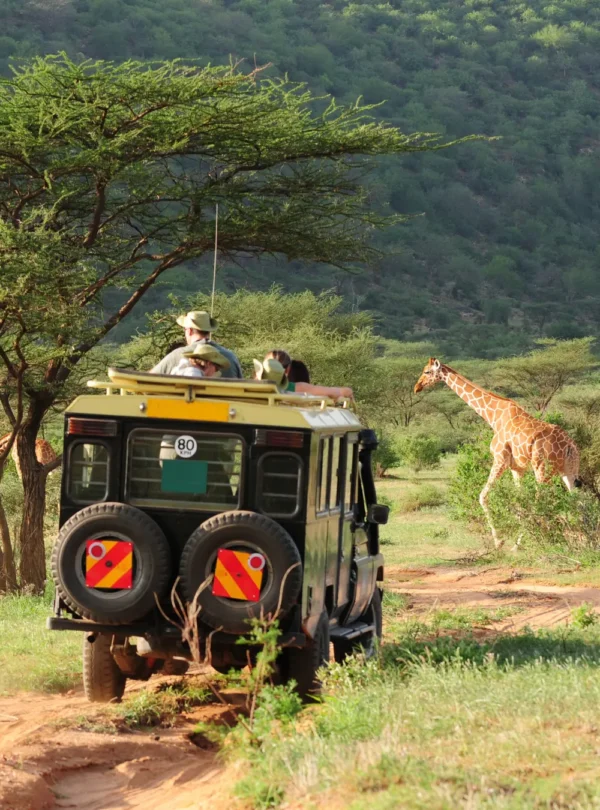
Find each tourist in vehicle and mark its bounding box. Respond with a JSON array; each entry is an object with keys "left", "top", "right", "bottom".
[
  {"left": 182, "top": 344, "right": 231, "bottom": 378},
  {"left": 264, "top": 350, "right": 311, "bottom": 384},
  {"left": 287, "top": 359, "right": 310, "bottom": 383},
  {"left": 254, "top": 358, "right": 353, "bottom": 400},
  {"left": 151, "top": 311, "right": 242, "bottom": 378},
  {"left": 265, "top": 349, "right": 291, "bottom": 371}
]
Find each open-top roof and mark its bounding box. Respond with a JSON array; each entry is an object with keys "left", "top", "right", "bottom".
[{"left": 66, "top": 367, "right": 361, "bottom": 431}]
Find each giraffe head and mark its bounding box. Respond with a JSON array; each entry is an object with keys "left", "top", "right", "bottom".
[{"left": 414, "top": 358, "right": 443, "bottom": 393}]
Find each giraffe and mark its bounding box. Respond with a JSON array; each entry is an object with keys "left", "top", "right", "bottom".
[
  {"left": 414, "top": 358, "right": 580, "bottom": 548},
  {"left": 0, "top": 433, "right": 58, "bottom": 481}
]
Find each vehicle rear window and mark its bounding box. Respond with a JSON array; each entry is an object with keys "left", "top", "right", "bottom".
[
  {"left": 257, "top": 453, "right": 302, "bottom": 518},
  {"left": 68, "top": 442, "right": 109, "bottom": 503},
  {"left": 126, "top": 429, "right": 243, "bottom": 511}
]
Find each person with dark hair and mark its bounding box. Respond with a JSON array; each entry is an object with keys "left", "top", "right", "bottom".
[
  {"left": 287, "top": 359, "right": 310, "bottom": 383},
  {"left": 254, "top": 358, "right": 353, "bottom": 401},
  {"left": 265, "top": 349, "right": 291, "bottom": 370}
]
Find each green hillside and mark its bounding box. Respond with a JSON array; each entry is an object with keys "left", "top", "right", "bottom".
[{"left": 2, "top": 0, "right": 600, "bottom": 356}]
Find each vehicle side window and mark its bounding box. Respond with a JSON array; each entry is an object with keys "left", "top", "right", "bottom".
[
  {"left": 317, "top": 437, "right": 330, "bottom": 513},
  {"left": 68, "top": 442, "right": 109, "bottom": 503},
  {"left": 330, "top": 437, "right": 341, "bottom": 512},
  {"left": 257, "top": 453, "right": 302, "bottom": 518},
  {"left": 344, "top": 441, "right": 358, "bottom": 515}
]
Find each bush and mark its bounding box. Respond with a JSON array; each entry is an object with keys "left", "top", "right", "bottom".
[
  {"left": 398, "top": 484, "right": 445, "bottom": 513},
  {"left": 373, "top": 434, "right": 401, "bottom": 479},
  {"left": 448, "top": 432, "right": 600, "bottom": 553},
  {"left": 397, "top": 435, "right": 442, "bottom": 473}
]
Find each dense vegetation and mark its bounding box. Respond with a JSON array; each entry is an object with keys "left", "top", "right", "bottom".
[{"left": 2, "top": 0, "right": 599, "bottom": 354}]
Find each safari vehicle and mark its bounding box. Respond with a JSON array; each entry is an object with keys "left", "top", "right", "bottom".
[{"left": 48, "top": 368, "right": 388, "bottom": 702}]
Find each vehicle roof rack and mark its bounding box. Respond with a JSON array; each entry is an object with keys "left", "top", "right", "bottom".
[{"left": 84, "top": 367, "right": 352, "bottom": 410}]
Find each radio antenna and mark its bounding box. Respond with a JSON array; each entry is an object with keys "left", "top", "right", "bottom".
[{"left": 210, "top": 203, "right": 219, "bottom": 317}]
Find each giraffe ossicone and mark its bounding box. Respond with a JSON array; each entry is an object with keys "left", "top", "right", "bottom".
[{"left": 414, "top": 358, "right": 580, "bottom": 548}]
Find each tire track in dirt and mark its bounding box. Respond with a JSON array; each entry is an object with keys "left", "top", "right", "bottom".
[
  {"left": 0, "top": 675, "right": 241, "bottom": 810},
  {"left": 386, "top": 565, "right": 600, "bottom": 631}
]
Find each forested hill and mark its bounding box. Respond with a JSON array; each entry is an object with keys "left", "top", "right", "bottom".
[{"left": 3, "top": 0, "right": 600, "bottom": 357}]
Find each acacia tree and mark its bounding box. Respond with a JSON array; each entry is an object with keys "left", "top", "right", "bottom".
[
  {"left": 0, "top": 54, "right": 474, "bottom": 591},
  {"left": 492, "top": 338, "right": 597, "bottom": 414}
]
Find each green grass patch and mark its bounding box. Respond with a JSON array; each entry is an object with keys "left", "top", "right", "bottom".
[
  {"left": 229, "top": 625, "right": 600, "bottom": 808},
  {"left": 0, "top": 589, "right": 81, "bottom": 695},
  {"left": 397, "top": 483, "right": 445, "bottom": 513}
]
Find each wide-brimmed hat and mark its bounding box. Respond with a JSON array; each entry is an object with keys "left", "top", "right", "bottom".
[
  {"left": 253, "top": 358, "right": 286, "bottom": 385},
  {"left": 183, "top": 343, "right": 230, "bottom": 369},
  {"left": 176, "top": 310, "right": 218, "bottom": 333}
]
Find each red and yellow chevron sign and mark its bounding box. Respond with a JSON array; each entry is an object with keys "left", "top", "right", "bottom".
[
  {"left": 212, "top": 549, "right": 265, "bottom": 602},
  {"left": 85, "top": 539, "right": 133, "bottom": 590}
]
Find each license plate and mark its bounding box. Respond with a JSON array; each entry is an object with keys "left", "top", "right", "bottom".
[
  {"left": 212, "top": 549, "right": 265, "bottom": 602},
  {"left": 85, "top": 539, "right": 133, "bottom": 589}
]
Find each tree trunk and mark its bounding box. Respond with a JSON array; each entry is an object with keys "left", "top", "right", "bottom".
[
  {"left": 0, "top": 491, "right": 18, "bottom": 592},
  {"left": 17, "top": 407, "right": 49, "bottom": 593}
]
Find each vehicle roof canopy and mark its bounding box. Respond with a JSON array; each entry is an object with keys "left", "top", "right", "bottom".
[{"left": 65, "top": 368, "right": 361, "bottom": 432}]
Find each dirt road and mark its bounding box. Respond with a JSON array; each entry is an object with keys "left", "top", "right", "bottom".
[
  {"left": 386, "top": 564, "right": 600, "bottom": 630},
  {"left": 0, "top": 675, "right": 239, "bottom": 810},
  {"left": 1, "top": 566, "right": 596, "bottom": 810}
]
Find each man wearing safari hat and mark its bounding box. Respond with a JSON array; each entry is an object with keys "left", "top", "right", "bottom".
[{"left": 151, "top": 310, "right": 242, "bottom": 379}]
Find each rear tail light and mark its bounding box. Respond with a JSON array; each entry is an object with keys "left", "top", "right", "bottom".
[
  {"left": 67, "top": 418, "right": 118, "bottom": 437},
  {"left": 254, "top": 429, "right": 304, "bottom": 449}
]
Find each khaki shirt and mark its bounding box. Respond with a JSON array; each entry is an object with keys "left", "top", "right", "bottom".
[{"left": 151, "top": 339, "right": 242, "bottom": 379}]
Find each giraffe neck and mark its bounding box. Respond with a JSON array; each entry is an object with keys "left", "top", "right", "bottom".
[{"left": 440, "top": 366, "right": 515, "bottom": 431}]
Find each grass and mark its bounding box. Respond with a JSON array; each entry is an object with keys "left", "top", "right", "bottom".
[
  {"left": 232, "top": 626, "right": 600, "bottom": 809},
  {"left": 0, "top": 589, "right": 80, "bottom": 695},
  {"left": 377, "top": 457, "right": 485, "bottom": 567}
]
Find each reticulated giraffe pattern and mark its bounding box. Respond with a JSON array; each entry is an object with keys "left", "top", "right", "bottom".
[
  {"left": 0, "top": 433, "right": 58, "bottom": 481},
  {"left": 414, "top": 358, "right": 580, "bottom": 548}
]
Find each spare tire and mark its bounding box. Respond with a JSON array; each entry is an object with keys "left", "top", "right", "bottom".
[
  {"left": 51, "top": 503, "right": 172, "bottom": 624},
  {"left": 179, "top": 511, "right": 302, "bottom": 634}
]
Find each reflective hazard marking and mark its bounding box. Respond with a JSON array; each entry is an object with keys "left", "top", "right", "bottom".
[
  {"left": 85, "top": 540, "right": 133, "bottom": 589},
  {"left": 212, "top": 549, "right": 264, "bottom": 602}
]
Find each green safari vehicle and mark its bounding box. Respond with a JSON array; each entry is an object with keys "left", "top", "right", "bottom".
[{"left": 48, "top": 368, "right": 388, "bottom": 701}]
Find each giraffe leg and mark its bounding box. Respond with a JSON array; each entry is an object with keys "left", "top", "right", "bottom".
[
  {"left": 510, "top": 468, "right": 525, "bottom": 551},
  {"left": 511, "top": 469, "right": 524, "bottom": 488},
  {"left": 479, "top": 454, "right": 509, "bottom": 549}
]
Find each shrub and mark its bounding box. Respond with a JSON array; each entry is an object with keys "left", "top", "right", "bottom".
[
  {"left": 373, "top": 434, "right": 401, "bottom": 478},
  {"left": 398, "top": 484, "right": 445, "bottom": 513},
  {"left": 397, "top": 435, "right": 442, "bottom": 473},
  {"left": 448, "top": 432, "right": 600, "bottom": 553}
]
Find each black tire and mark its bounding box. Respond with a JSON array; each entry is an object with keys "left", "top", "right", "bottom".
[
  {"left": 51, "top": 503, "right": 172, "bottom": 624},
  {"left": 280, "top": 610, "right": 330, "bottom": 700},
  {"left": 83, "top": 633, "right": 126, "bottom": 703},
  {"left": 179, "top": 511, "right": 302, "bottom": 634},
  {"left": 333, "top": 587, "right": 383, "bottom": 664}
]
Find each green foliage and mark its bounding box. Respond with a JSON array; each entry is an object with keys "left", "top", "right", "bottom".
[
  {"left": 492, "top": 338, "right": 597, "bottom": 413},
  {"left": 570, "top": 603, "right": 598, "bottom": 629},
  {"left": 114, "top": 681, "right": 211, "bottom": 728},
  {"left": 0, "top": 0, "right": 597, "bottom": 351},
  {"left": 0, "top": 589, "right": 80, "bottom": 695},
  {"left": 449, "top": 432, "right": 600, "bottom": 553},
  {"left": 373, "top": 434, "right": 401, "bottom": 479},
  {"left": 398, "top": 483, "right": 445, "bottom": 513},
  {"left": 228, "top": 623, "right": 600, "bottom": 808},
  {"left": 396, "top": 435, "right": 442, "bottom": 473}
]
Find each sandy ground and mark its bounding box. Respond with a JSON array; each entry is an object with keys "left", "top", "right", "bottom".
[
  {"left": 386, "top": 565, "right": 600, "bottom": 631},
  {"left": 0, "top": 673, "right": 241, "bottom": 810},
  {"left": 1, "top": 566, "right": 597, "bottom": 810}
]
